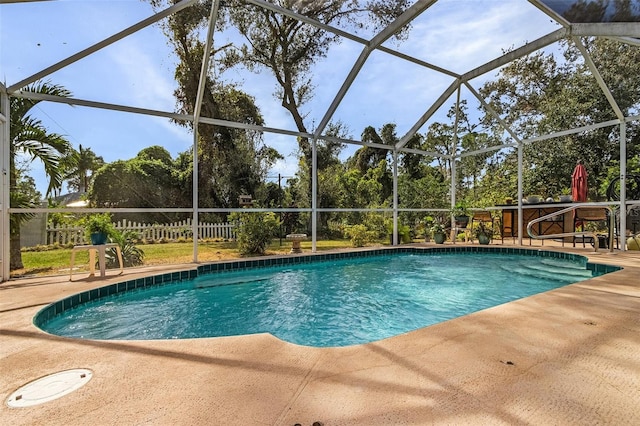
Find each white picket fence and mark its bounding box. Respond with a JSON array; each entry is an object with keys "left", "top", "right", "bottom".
[{"left": 47, "top": 219, "right": 236, "bottom": 245}]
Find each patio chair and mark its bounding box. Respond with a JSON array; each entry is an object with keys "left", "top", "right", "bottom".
[
  {"left": 573, "top": 207, "right": 609, "bottom": 248},
  {"left": 470, "top": 210, "right": 495, "bottom": 243},
  {"left": 449, "top": 216, "right": 471, "bottom": 243}
]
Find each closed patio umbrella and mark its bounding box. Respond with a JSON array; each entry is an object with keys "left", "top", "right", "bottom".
[
  {"left": 572, "top": 160, "right": 588, "bottom": 230},
  {"left": 571, "top": 160, "right": 588, "bottom": 202}
]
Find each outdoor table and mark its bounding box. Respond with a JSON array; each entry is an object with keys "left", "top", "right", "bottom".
[
  {"left": 69, "top": 243, "right": 123, "bottom": 281},
  {"left": 497, "top": 203, "right": 572, "bottom": 244}
]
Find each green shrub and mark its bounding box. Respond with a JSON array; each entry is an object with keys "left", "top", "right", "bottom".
[
  {"left": 344, "top": 224, "right": 376, "bottom": 247},
  {"left": 384, "top": 219, "right": 412, "bottom": 243},
  {"left": 228, "top": 211, "right": 280, "bottom": 255},
  {"left": 327, "top": 220, "right": 346, "bottom": 239},
  {"left": 106, "top": 230, "right": 144, "bottom": 268},
  {"left": 363, "top": 213, "right": 387, "bottom": 238}
]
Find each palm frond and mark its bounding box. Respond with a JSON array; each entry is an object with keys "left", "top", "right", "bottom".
[
  {"left": 10, "top": 80, "right": 72, "bottom": 126},
  {"left": 9, "top": 191, "right": 36, "bottom": 232},
  {"left": 13, "top": 112, "right": 73, "bottom": 196}
]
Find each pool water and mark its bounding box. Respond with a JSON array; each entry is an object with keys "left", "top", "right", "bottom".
[{"left": 42, "top": 252, "right": 594, "bottom": 347}]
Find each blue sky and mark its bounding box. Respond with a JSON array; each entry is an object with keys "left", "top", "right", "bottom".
[{"left": 1, "top": 0, "right": 560, "bottom": 196}]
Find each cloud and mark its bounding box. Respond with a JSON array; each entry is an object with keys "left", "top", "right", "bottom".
[
  {"left": 5, "top": 0, "right": 569, "bottom": 195},
  {"left": 107, "top": 39, "right": 177, "bottom": 111},
  {"left": 410, "top": 1, "right": 560, "bottom": 74}
]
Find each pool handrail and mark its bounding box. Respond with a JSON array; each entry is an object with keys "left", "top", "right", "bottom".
[{"left": 526, "top": 203, "right": 615, "bottom": 253}]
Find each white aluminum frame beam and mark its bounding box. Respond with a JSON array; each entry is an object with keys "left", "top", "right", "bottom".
[
  {"left": 464, "top": 82, "right": 522, "bottom": 145},
  {"left": 7, "top": 0, "right": 198, "bottom": 92},
  {"left": 14, "top": 91, "right": 190, "bottom": 122},
  {"left": 461, "top": 28, "right": 567, "bottom": 83},
  {"left": 190, "top": 0, "right": 221, "bottom": 262},
  {"left": 528, "top": 0, "right": 572, "bottom": 27},
  {"left": 314, "top": 49, "right": 371, "bottom": 139},
  {"left": 571, "top": 23, "right": 640, "bottom": 37},
  {"left": 314, "top": 0, "right": 439, "bottom": 138},
  {"left": 620, "top": 122, "right": 627, "bottom": 251},
  {"left": 523, "top": 118, "right": 622, "bottom": 145},
  {"left": 605, "top": 36, "right": 640, "bottom": 47},
  {"left": 392, "top": 150, "right": 398, "bottom": 245},
  {"left": 311, "top": 138, "right": 318, "bottom": 252},
  {"left": 396, "top": 79, "right": 459, "bottom": 149},
  {"left": 1, "top": 87, "right": 10, "bottom": 281},
  {"left": 450, "top": 86, "right": 462, "bottom": 223}
]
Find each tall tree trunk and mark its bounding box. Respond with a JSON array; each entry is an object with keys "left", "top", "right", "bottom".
[
  {"left": 10, "top": 232, "right": 23, "bottom": 270},
  {"left": 9, "top": 154, "right": 24, "bottom": 270}
]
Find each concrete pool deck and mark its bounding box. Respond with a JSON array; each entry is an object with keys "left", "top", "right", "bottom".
[{"left": 1, "top": 243, "right": 639, "bottom": 425}]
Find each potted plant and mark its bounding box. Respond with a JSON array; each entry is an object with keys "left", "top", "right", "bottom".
[
  {"left": 451, "top": 201, "right": 470, "bottom": 227},
  {"left": 422, "top": 215, "right": 434, "bottom": 242},
  {"left": 527, "top": 194, "right": 542, "bottom": 204},
  {"left": 559, "top": 188, "right": 572, "bottom": 203},
  {"left": 473, "top": 221, "right": 492, "bottom": 245},
  {"left": 83, "top": 213, "right": 115, "bottom": 245},
  {"left": 385, "top": 220, "right": 412, "bottom": 244},
  {"left": 430, "top": 221, "right": 447, "bottom": 244}
]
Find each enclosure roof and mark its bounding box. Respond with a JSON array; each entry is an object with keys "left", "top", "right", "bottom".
[
  {"left": 538, "top": 0, "right": 640, "bottom": 23},
  {"left": 1, "top": 0, "right": 639, "bottom": 160}
]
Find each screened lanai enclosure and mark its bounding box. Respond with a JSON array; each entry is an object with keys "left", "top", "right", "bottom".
[{"left": 1, "top": 0, "right": 639, "bottom": 281}]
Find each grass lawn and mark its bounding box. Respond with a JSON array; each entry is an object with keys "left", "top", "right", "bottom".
[{"left": 12, "top": 238, "right": 360, "bottom": 278}]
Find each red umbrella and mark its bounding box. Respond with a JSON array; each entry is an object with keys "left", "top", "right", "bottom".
[
  {"left": 571, "top": 160, "right": 588, "bottom": 202},
  {"left": 572, "top": 160, "right": 588, "bottom": 230}
]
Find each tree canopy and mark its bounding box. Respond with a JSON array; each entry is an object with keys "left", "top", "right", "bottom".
[{"left": 480, "top": 38, "right": 640, "bottom": 200}]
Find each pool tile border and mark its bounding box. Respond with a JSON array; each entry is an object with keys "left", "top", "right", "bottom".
[{"left": 34, "top": 246, "right": 621, "bottom": 328}]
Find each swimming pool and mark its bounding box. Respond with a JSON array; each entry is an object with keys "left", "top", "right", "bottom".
[{"left": 37, "top": 247, "right": 620, "bottom": 347}]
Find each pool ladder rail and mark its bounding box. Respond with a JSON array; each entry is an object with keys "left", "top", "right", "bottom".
[{"left": 526, "top": 203, "right": 615, "bottom": 253}]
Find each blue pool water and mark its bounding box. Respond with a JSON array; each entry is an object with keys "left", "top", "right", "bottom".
[{"left": 41, "top": 252, "right": 594, "bottom": 347}]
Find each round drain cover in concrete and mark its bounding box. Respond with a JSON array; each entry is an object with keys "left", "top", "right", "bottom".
[{"left": 6, "top": 369, "right": 93, "bottom": 408}]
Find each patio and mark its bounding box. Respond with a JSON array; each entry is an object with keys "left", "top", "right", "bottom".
[{"left": 1, "top": 242, "right": 639, "bottom": 425}]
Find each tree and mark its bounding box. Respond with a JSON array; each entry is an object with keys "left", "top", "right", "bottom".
[
  {"left": 150, "top": 0, "right": 410, "bottom": 205},
  {"left": 458, "top": 131, "right": 496, "bottom": 197},
  {"left": 422, "top": 100, "right": 495, "bottom": 197},
  {"left": 561, "top": 0, "right": 640, "bottom": 23},
  {"left": 220, "top": 0, "right": 411, "bottom": 177},
  {"left": 61, "top": 144, "right": 105, "bottom": 193},
  {"left": 480, "top": 38, "right": 640, "bottom": 199},
  {"left": 346, "top": 124, "right": 397, "bottom": 202},
  {"left": 399, "top": 133, "right": 428, "bottom": 179},
  {"left": 146, "top": 2, "right": 283, "bottom": 213},
  {"left": 287, "top": 121, "right": 348, "bottom": 232},
  {"left": 9, "top": 81, "right": 73, "bottom": 270},
  {"left": 10, "top": 171, "right": 42, "bottom": 257},
  {"left": 89, "top": 152, "right": 187, "bottom": 223},
  {"left": 136, "top": 145, "right": 172, "bottom": 165}
]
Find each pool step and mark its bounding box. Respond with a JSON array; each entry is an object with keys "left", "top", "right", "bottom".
[
  {"left": 539, "top": 258, "right": 587, "bottom": 270},
  {"left": 193, "top": 274, "right": 273, "bottom": 288},
  {"left": 526, "top": 261, "right": 591, "bottom": 277},
  {"left": 503, "top": 262, "right": 592, "bottom": 283}
]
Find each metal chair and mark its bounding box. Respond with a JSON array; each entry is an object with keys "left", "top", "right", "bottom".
[
  {"left": 573, "top": 207, "right": 608, "bottom": 248},
  {"left": 449, "top": 216, "right": 471, "bottom": 243}
]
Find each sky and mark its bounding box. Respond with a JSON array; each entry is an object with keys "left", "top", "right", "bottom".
[{"left": 0, "top": 0, "right": 562, "bottom": 197}]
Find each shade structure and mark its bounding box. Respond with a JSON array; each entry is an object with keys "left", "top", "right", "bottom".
[{"left": 571, "top": 161, "right": 588, "bottom": 202}]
